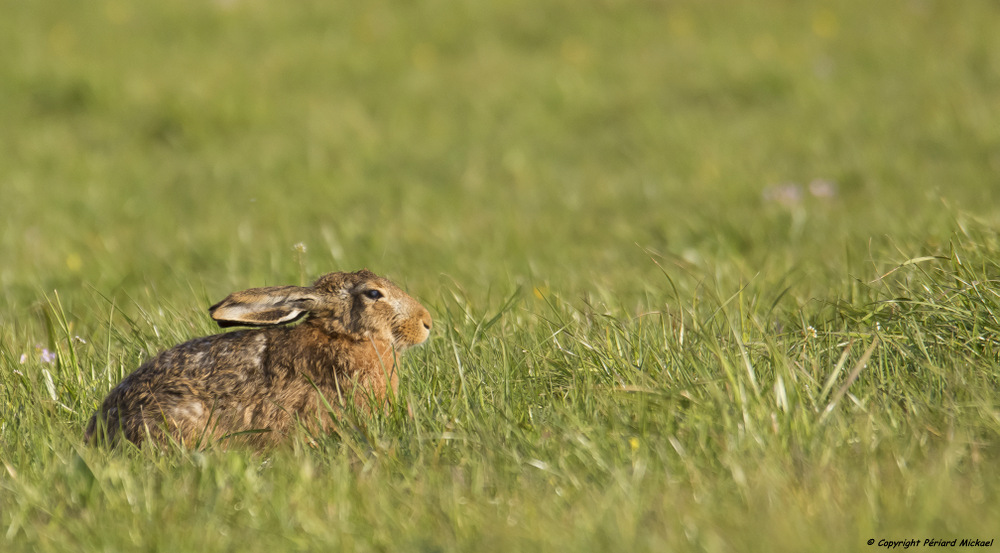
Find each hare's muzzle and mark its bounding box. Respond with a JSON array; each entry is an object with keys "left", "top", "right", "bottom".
[{"left": 393, "top": 302, "right": 432, "bottom": 348}]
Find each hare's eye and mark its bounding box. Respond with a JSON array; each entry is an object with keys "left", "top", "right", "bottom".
[{"left": 364, "top": 289, "right": 383, "bottom": 300}]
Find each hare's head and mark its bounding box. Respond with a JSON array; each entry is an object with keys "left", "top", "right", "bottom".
[{"left": 209, "top": 270, "right": 432, "bottom": 349}]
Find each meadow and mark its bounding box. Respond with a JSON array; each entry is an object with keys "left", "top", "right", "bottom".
[{"left": 2, "top": 0, "right": 1000, "bottom": 551}]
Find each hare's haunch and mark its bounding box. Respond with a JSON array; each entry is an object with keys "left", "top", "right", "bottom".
[{"left": 85, "top": 270, "right": 431, "bottom": 448}]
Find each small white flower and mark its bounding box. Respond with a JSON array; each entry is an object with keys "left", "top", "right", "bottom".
[
  {"left": 808, "top": 179, "right": 837, "bottom": 198},
  {"left": 40, "top": 349, "right": 57, "bottom": 364}
]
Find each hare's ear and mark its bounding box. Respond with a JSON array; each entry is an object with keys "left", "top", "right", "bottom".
[{"left": 209, "top": 285, "right": 318, "bottom": 328}]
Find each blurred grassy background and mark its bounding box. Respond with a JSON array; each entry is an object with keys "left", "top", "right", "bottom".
[
  {"left": 2, "top": 1, "right": 1000, "bottom": 551},
  {"left": 2, "top": 0, "right": 998, "bottom": 306}
]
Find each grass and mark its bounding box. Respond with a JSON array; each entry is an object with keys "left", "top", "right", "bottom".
[{"left": 2, "top": 0, "right": 1000, "bottom": 551}]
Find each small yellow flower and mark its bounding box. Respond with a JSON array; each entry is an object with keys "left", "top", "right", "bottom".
[
  {"left": 812, "top": 9, "right": 839, "bottom": 39},
  {"left": 66, "top": 253, "right": 82, "bottom": 272},
  {"left": 629, "top": 437, "right": 640, "bottom": 452}
]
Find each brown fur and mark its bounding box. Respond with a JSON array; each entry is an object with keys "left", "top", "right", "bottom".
[{"left": 84, "top": 270, "right": 432, "bottom": 449}]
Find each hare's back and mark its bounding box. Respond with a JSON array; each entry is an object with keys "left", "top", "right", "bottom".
[
  {"left": 89, "top": 329, "right": 277, "bottom": 444},
  {"left": 127, "top": 329, "right": 273, "bottom": 388}
]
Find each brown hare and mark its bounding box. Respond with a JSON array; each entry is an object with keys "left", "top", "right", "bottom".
[{"left": 84, "top": 269, "right": 432, "bottom": 449}]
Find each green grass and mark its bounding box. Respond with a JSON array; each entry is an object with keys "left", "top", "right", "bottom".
[{"left": 2, "top": 0, "right": 1000, "bottom": 551}]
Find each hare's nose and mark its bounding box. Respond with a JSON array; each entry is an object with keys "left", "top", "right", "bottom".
[{"left": 421, "top": 312, "right": 432, "bottom": 331}]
